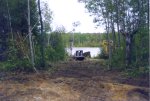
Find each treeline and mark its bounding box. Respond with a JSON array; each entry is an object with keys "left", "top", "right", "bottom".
[
  {"left": 79, "top": 0, "right": 149, "bottom": 74},
  {"left": 0, "top": 0, "right": 66, "bottom": 71},
  {"left": 62, "top": 33, "right": 105, "bottom": 47}
]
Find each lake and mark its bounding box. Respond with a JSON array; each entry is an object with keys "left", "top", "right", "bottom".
[{"left": 66, "top": 47, "right": 101, "bottom": 58}]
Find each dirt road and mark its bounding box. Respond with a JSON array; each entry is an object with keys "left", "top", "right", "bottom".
[{"left": 0, "top": 60, "right": 149, "bottom": 101}]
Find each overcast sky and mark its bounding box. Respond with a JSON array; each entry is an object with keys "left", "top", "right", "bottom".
[{"left": 41, "top": 0, "right": 104, "bottom": 33}]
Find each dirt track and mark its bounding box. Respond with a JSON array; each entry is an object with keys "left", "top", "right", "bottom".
[{"left": 0, "top": 60, "right": 149, "bottom": 101}]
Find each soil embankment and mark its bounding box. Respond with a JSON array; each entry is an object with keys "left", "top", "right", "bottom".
[{"left": 0, "top": 60, "right": 149, "bottom": 101}]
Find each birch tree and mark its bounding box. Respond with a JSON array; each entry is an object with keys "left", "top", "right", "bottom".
[
  {"left": 79, "top": 0, "right": 149, "bottom": 68},
  {"left": 28, "top": 0, "right": 37, "bottom": 72}
]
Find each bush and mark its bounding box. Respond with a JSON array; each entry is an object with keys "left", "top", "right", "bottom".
[
  {"left": 111, "top": 47, "right": 126, "bottom": 69},
  {"left": 45, "top": 32, "right": 67, "bottom": 62},
  {"left": 124, "top": 66, "right": 149, "bottom": 77},
  {"left": 0, "top": 40, "right": 33, "bottom": 72},
  {"left": 0, "top": 58, "right": 33, "bottom": 72},
  {"left": 99, "top": 48, "right": 108, "bottom": 59}
]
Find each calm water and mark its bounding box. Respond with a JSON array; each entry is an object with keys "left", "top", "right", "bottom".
[{"left": 66, "top": 47, "right": 101, "bottom": 58}]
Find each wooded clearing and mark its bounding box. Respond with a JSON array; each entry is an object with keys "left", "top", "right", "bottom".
[{"left": 0, "top": 0, "right": 149, "bottom": 100}]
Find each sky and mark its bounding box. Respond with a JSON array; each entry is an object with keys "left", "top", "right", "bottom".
[{"left": 41, "top": 0, "right": 104, "bottom": 33}]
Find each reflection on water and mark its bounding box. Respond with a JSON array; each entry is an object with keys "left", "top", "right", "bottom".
[{"left": 66, "top": 47, "right": 101, "bottom": 58}]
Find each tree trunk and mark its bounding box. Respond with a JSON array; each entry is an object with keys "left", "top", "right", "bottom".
[
  {"left": 48, "top": 34, "right": 50, "bottom": 46},
  {"left": 125, "top": 34, "right": 131, "bottom": 67},
  {"left": 28, "top": 0, "right": 37, "bottom": 72},
  {"left": 6, "top": 0, "right": 13, "bottom": 41},
  {"left": 148, "top": 0, "right": 149, "bottom": 30},
  {"left": 121, "top": 29, "right": 138, "bottom": 68},
  {"left": 115, "top": 0, "right": 121, "bottom": 47},
  {"left": 106, "top": 14, "right": 112, "bottom": 70},
  {"left": 111, "top": 15, "right": 116, "bottom": 50},
  {"left": 38, "top": 0, "right": 45, "bottom": 67}
]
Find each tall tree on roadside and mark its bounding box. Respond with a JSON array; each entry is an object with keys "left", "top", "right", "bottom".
[{"left": 38, "top": 0, "right": 45, "bottom": 67}]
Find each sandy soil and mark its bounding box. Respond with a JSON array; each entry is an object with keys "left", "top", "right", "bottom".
[{"left": 0, "top": 60, "right": 149, "bottom": 101}]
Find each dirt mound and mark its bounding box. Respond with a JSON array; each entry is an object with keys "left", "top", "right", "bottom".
[{"left": 0, "top": 60, "right": 149, "bottom": 101}]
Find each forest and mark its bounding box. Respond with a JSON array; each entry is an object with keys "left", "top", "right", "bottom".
[
  {"left": 62, "top": 33, "right": 103, "bottom": 47},
  {"left": 0, "top": 0, "right": 149, "bottom": 101}
]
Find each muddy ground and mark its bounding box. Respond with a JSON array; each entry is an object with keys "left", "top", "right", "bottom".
[{"left": 0, "top": 60, "right": 149, "bottom": 101}]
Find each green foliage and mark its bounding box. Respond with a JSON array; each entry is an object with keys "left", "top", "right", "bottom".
[
  {"left": 8, "top": 0, "right": 39, "bottom": 34},
  {"left": 124, "top": 66, "right": 149, "bottom": 77},
  {"left": 62, "top": 33, "right": 105, "bottom": 47},
  {"left": 0, "top": 59, "right": 32, "bottom": 72},
  {"left": 132, "top": 28, "right": 149, "bottom": 67},
  {"left": 42, "top": 2, "right": 53, "bottom": 33},
  {"left": 0, "top": 40, "right": 33, "bottom": 71},
  {"left": 111, "top": 47, "right": 126, "bottom": 69},
  {"left": 79, "top": 0, "right": 149, "bottom": 73},
  {"left": 45, "top": 32, "right": 67, "bottom": 62},
  {"left": 99, "top": 48, "right": 108, "bottom": 59},
  {"left": 0, "top": 31, "right": 67, "bottom": 71},
  {"left": 0, "top": 0, "right": 54, "bottom": 71},
  {"left": 111, "top": 29, "right": 149, "bottom": 70}
]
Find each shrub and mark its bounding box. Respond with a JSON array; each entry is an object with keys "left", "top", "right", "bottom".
[
  {"left": 111, "top": 47, "right": 126, "bottom": 69},
  {"left": 99, "top": 48, "right": 108, "bottom": 59},
  {"left": 0, "top": 58, "right": 32, "bottom": 72},
  {"left": 45, "top": 32, "right": 67, "bottom": 62}
]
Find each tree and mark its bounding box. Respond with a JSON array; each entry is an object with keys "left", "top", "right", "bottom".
[
  {"left": 0, "top": 0, "right": 9, "bottom": 61},
  {"left": 41, "top": 2, "right": 53, "bottom": 33},
  {"left": 119, "top": 0, "right": 148, "bottom": 67},
  {"left": 46, "top": 31, "right": 66, "bottom": 62},
  {"left": 69, "top": 21, "right": 81, "bottom": 55},
  {"left": 79, "top": 0, "right": 149, "bottom": 68},
  {"left": 40, "top": 2, "right": 53, "bottom": 47},
  {"left": 55, "top": 25, "right": 66, "bottom": 33},
  {"left": 6, "top": 0, "right": 39, "bottom": 35},
  {"left": 0, "top": 0, "right": 56, "bottom": 71},
  {"left": 72, "top": 21, "right": 81, "bottom": 32},
  {"left": 38, "top": 0, "right": 45, "bottom": 67},
  {"left": 28, "top": 0, "right": 37, "bottom": 72}
]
